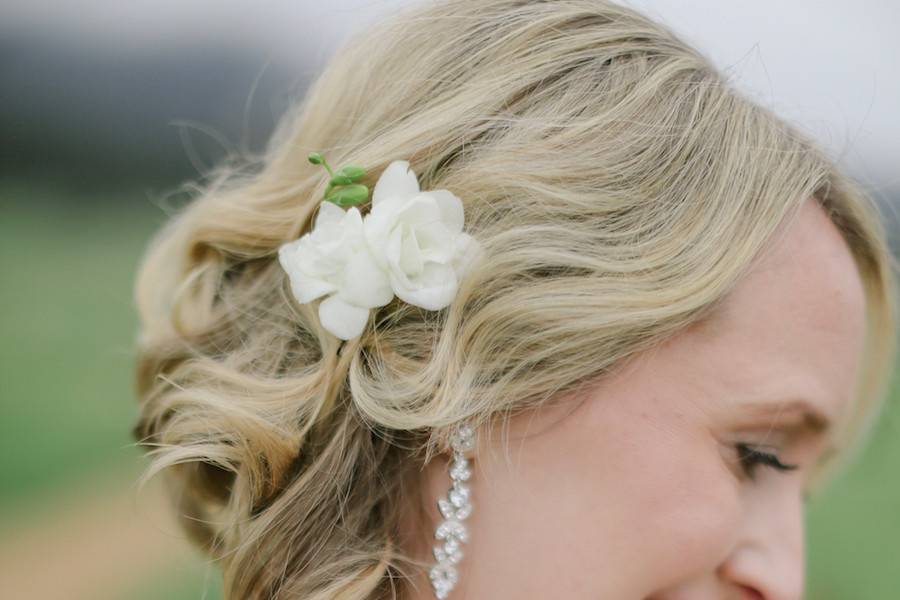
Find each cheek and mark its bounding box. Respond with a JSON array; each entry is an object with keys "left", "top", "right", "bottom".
[
  {"left": 615, "top": 433, "right": 743, "bottom": 592},
  {"left": 468, "top": 402, "right": 744, "bottom": 597}
]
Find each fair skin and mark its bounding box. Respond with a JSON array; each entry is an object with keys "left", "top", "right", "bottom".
[{"left": 398, "top": 197, "right": 867, "bottom": 600}]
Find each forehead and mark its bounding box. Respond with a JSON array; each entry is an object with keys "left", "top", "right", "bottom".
[
  {"left": 672, "top": 198, "right": 866, "bottom": 438},
  {"left": 684, "top": 197, "right": 868, "bottom": 435}
]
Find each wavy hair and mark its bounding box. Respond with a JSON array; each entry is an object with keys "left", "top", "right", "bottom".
[{"left": 131, "top": 0, "right": 898, "bottom": 598}]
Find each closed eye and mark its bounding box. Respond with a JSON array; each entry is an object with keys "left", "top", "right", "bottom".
[{"left": 735, "top": 442, "right": 799, "bottom": 480}]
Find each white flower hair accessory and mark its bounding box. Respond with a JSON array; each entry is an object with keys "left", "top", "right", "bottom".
[{"left": 278, "top": 152, "right": 484, "bottom": 341}]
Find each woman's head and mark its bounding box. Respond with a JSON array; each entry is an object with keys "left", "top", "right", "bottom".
[
  {"left": 131, "top": 0, "right": 898, "bottom": 598},
  {"left": 409, "top": 195, "right": 868, "bottom": 599}
]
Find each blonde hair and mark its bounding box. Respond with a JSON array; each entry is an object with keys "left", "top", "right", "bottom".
[{"left": 131, "top": 0, "right": 899, "bottom": 598}]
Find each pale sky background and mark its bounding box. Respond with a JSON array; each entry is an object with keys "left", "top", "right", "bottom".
[{"left": 4, "top": 0, "right": 898, "bottom": 202}]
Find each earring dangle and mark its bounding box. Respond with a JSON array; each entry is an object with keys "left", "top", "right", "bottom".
[{"left": 429, "top": 423, "right": 475, "bottom": 599}]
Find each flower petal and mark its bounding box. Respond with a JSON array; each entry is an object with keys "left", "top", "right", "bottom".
[
  {"left": 396, "top": 194, "right": 441, "bottom": 225},
  {"left": 427, "top": 189, "right": 465, "bottom": 234},
  {"left": 288, "top": 267, "right": 338, "bottom": 304},
  {"left": 400, "top": 226, "right": 424, "bottom": 276},
  {"left": 372, "top": 160, "right": 420, "bottom": 208},
  {"left": 277, "top": 236, "right": 303, "bottom": 266},
  {"left": 413, "top": 221, "right": 455, "bottom": 263},
  {"left": 390, "top": 261, "right": 458, "bottom": 310},
  {"left": 314, "top": 200, "right": 347, "bottom": 229},
  {"left": 319, "top": 294, "right": 370, "bottom": 340},
  {"left": 385, "top": 224, "right": 405, "bottom": 277},
  {"left": 278, "top": 240, "right": 337, "bottom": 303},
  {"left": 341, "top": 205, "right": 365, "bottom": 234},
  {"left": 363, "top": 202, "right": 398, "bottom": 271},
  {"left": 453, "top": 233, "right": 484, "bottom": 278},
  {"left": 341, "top": 247, "right": 395, "bottom": 308}
]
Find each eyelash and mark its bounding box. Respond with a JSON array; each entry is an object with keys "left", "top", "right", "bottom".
[{"left": 735, "top": 442, "right": 799, "bottom": 480}]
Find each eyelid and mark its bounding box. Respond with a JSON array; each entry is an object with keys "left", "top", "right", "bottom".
[
  {"left": 735, "top": 424, "right": 791, "bottom": 447},
  {"left": 738, "top": 443, "right": 794, "bottom": 464},
  {"left": 734, "top": 442, "right": 799, "bottom": 479}
]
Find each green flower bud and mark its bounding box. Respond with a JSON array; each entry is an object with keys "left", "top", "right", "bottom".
[
  {"left": 307, "top": 152, "right": 325, "bottom": 165},
  {"left": 337, "top": 165, "right": 367, "bottom": 181},
  {"left": 330, "top": 174, "right": 354, "bottom": 186},
  {"left": 329, "top": 165, "right": 367, "bottom": 186},
  {"left": 325, "top": 184, "right": 369, "bottom": 207}
]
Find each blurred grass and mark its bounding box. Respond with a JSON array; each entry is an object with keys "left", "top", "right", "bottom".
[
  {"left": 0, "top": 178, "right": 898, "bottom": 598},
  {"left": 126, "top": 554, "right": 224, "bottom": 600},
  {"left": 806, "top": 397, "right": 900, "bottom": 598},
  {"left": 0, "top": 179, "right": 223, "bottom": 599},
  {"left": 0, "top": 182, "right": 159, "bottom": 510}
]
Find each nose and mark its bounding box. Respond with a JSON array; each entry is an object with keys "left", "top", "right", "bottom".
[{"left": 717, "top": 482, "right": 806, "bottom": 600}]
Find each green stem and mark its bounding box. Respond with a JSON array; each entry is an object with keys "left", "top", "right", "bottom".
[{"left": 319, "top": 157, "right": 334, "bottom": 177}]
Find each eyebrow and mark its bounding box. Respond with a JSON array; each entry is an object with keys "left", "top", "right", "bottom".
[
  {"left": 737, "top": 396, "right": 846, "bottom": 470},
  {"left": 741, "top": 397, "right": 834, "bottom": 436}
]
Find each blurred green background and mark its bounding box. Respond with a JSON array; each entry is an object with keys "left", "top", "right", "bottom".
[{"left": 2, "top": 1, "right": 899, "bottom": 598}]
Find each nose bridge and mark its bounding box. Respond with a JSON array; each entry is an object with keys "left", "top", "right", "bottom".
[{"left": 721, "top": 481, "right": 806, "bottom": 600}]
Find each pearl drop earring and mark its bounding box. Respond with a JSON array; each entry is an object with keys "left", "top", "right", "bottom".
[{"left": 429, "top": 423, "right": 475, "bottom": 599}]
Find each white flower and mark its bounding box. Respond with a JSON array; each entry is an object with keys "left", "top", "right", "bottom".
[
  {"left": 364, "top": 160, "right": 484, "bottom": 310},
  {"left": 278, "top": 201, "right": 393, "bottom": 340},
  {"left": 278, "top": 160, "right": 483, "bottom": 340}
]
